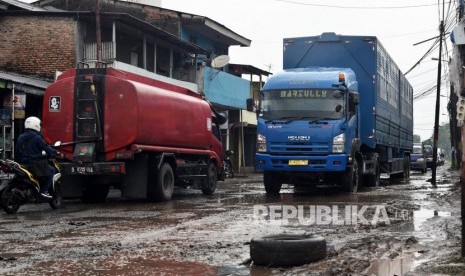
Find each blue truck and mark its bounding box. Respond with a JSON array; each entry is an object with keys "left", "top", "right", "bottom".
[{"left": 247, "top": 32, "right": 413, "bottom": 193}]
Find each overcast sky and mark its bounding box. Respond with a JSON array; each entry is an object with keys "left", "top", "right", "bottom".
[
  {"left": 22, "top": 0, "right": 453, "bottom": 141},
  {"left": 161, "top": 0, "right": 453, "bottom": 142}
]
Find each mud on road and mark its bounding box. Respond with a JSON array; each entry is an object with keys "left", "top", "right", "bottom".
[{"left": 0, "top": 164, "right": 464, "bottom": 275}]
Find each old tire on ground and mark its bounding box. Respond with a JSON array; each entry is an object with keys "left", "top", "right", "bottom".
[
  {"left": 341, "top": 158, "right": 360, "bottom": 193},
  {"left": 250, "top": 234, "right": 326, "bottom": 266},
  {"left": 202, "top": 162, "right": 217, "bottom": 195},
  {"left": 263, "top": 171, "right": 282, "bottom": 194},
  {"left": 154, "top": 162, "right": 174, "bottom": 201},
  {"left": 1, "top": 183, "right": 21, "bottom": 214}
]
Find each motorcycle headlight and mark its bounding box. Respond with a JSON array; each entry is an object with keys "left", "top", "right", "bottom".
[
  {"left": 332, "top": 133, "right": 345, "bottom": 153},
  {"left": 257, "top": 134, "right": 267, "bottom": 152}
]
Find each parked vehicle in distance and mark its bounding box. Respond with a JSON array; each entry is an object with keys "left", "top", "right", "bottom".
[
  {"left": 423, "top": 145, "right": 434, "bottom": 168},
  {"left": 410, "top": 143, "right": 427, "bottom": 173}
]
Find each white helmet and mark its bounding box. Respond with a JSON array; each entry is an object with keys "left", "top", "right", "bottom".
[{"left": 25, "top": 116, "right": 41, "bottom": 132}]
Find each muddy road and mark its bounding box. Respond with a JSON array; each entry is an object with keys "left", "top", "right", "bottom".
[{"left": 0, "top": 164, "right": 463, "bottom": 275}]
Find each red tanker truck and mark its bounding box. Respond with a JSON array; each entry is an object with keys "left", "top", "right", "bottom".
[{"left": 42, "top": 67, "right": 226, "bottom": 202}]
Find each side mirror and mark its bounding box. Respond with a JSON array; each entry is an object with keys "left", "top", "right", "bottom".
[{"left": 246, "top": 98, "right": 255, "bottom": 112}]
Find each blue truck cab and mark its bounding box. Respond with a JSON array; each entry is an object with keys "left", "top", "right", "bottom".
[{"left": 248, "top": 33, "right": 413, "bottom": 194}]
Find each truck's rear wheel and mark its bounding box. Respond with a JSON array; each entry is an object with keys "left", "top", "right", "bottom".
[
  {"left": 82, "top": 184, "right": 110, "bottom": 203},
  {"left": 342, "top": 158, "right": 360, "bottom": 193},
  {"left": 154, "top": 162, "right": 174, "bottom": 201},
  {"left": 202, "top": 162, "right": 217, "bottom": 195},
  {"left": 263, "top": 172, "right": 282, "bottom": 194}
]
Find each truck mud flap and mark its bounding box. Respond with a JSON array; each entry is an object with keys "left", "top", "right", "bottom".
[{"left": 59, "top": 162, "right": 125, "bottom": 175}]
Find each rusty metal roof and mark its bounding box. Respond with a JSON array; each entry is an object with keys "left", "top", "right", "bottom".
[{"left": 0, "top": 71, "right": 50, "bottom": 95}]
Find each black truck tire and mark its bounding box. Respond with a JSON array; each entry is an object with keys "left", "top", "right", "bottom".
[
  {"left": 250, "top": 234, "right": 326, "bottom": 266},
  {"left": 82, "top": 184, "right": 110, "bottom": 203},
  {"left": 202, "top": 162, "right": 217, "bottom": 195},
  {"left": 342, "top": 158, "right": 360, "bottom": 193},
  {"left": 154, "top": 162, "right": 174, "bottom": 201},
  {"left": 263, "top": 172, "right": 282, "bottom": 194}
]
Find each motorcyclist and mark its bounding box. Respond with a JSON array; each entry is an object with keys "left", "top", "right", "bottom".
[{"left": 15, "top": 116, "right": 57, "bottom": 199}]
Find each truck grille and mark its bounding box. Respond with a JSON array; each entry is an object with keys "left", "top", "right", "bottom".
[{"left": 270, "top": 142, "right": 330, "bottom": 154}]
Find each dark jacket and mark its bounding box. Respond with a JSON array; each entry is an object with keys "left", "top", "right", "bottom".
[{"left": 15, "top": 129, "right": 57, "bottom": 164}]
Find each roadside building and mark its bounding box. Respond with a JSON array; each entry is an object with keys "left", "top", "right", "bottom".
[{"left": 0, "top": 0, "right": 269, "bottom": 172}]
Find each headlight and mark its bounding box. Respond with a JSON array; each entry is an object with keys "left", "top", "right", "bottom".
[
  {"left": 417, "top": 158, "right": 424, "bottom": 162},
  {"left": 332, "top": 133, "right": 345, "bottom": 153},
  {"left": 257, "top": 134, "right": 267, "bottom": 152}
]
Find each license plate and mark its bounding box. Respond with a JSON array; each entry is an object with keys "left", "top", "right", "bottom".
[
  {"left": 72, "top": 166, "right": 94, "bottom": 174},
  {"left": 289, "top": 160, "right": 308, "bottom": 166}
]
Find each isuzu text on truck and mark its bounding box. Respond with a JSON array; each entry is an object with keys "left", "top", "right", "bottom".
[
  {"left": 43, "top": 67, "right": 226, "bottom": 202},
  {"left": 247, "top": 32, "right": 413, "bottom": 193}
]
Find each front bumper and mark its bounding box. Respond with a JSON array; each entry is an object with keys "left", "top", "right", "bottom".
[{"left": 255, "top": 153, "right": 348, "bottom": 172}]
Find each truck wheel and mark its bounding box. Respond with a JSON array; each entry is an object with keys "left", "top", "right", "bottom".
[
  {"left": 250, "top": 234, "right": 326, "bottom": 266},
  {"left": 154, "top": 162, "right": 174, "bottom": 201},
  {"left": 82, "top": 185, "right": 110, "bottom": 203},
  {"left": 342, "top": 158, "right": 360, "bottom": 193},
  {"left": 202, "top": 162, "right": 217, "bottom": 195},
  {"left": 263, "top": 172, "right": 282, "bottom": 194}
]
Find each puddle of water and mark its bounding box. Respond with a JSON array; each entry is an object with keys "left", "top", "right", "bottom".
[
  {"left": 366, "top": 252, "right": 419, "bottom": 276},
  {"left": 413, "top": 207, "right": 451, "bottom": 231}
]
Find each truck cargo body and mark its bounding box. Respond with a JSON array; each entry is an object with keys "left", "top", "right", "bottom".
[
  {"left": 43, "top": 67, "right": 224, "bottom": 202},
  {"left": 252, "top": 33, "right": 413, "bottom": 193}
]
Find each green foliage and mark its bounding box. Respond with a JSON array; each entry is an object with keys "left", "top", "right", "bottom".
[{"left": 421, "top": 122, "right": 451, "bottom": 155}]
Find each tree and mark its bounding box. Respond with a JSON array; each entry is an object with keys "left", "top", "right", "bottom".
[{"left": 413, "top": 134, "right": 422, "bottom": 143}]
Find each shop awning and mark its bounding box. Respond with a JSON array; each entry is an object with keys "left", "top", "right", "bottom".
[{"left": 0, "top": 71, "right": 50, "bottom": 95}]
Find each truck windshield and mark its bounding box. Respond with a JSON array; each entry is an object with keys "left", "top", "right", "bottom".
[{"left": 259, "top": 89, "right": 344, "bottom": 121}]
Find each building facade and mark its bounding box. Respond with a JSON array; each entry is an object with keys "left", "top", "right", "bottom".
[{"left": 0, "top": 0, "right": 268, "bottom": 172}]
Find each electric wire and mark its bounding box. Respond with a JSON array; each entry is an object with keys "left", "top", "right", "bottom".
[{"left": 270, "top": 0, "right": 449, "bottom": 9}]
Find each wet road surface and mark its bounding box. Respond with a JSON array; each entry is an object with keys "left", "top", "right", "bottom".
[{"left": 0, "top": 164, "right": 463, "bottom": 275}]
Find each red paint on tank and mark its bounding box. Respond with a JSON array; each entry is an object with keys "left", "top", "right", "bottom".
[{"left": 43, "top": 68, "right": 221, "bottom": 163}]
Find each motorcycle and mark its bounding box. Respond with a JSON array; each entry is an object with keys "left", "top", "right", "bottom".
[
  {"left": 223, "top": 150, "right": 235, "bottom": 178},
  {"left": 0, "top": 157, "right": 62, "bottom": 214}
]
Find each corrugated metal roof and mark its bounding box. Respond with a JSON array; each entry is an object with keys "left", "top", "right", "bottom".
[
  {"left": 0, "top": 0, "right": 46, "bottom": 11},
  {"left": 0, "top": 71, "right": 50, "bottom": 95}
]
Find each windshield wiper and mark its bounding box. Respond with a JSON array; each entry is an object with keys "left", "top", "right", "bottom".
[
  {"left": 284, "top": 116, "right": 318, "bottom": 124},
  {"left": 264, "top": 116, "right": 296, "bottom": 124},
  {"left": 309, "top": 117, "right": 333, "bottom": 124}
]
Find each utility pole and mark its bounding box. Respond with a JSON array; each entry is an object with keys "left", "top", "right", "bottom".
[
  {"left": 432, "top": 4, "right": 445, "bottom": 187},
  {"left": 95, "top": 0, "right": 102, "bottom": 66}
]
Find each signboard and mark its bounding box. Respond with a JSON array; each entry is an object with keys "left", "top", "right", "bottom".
[{"left": 3, "top": 92, "right": 26, "bottom": 119}]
